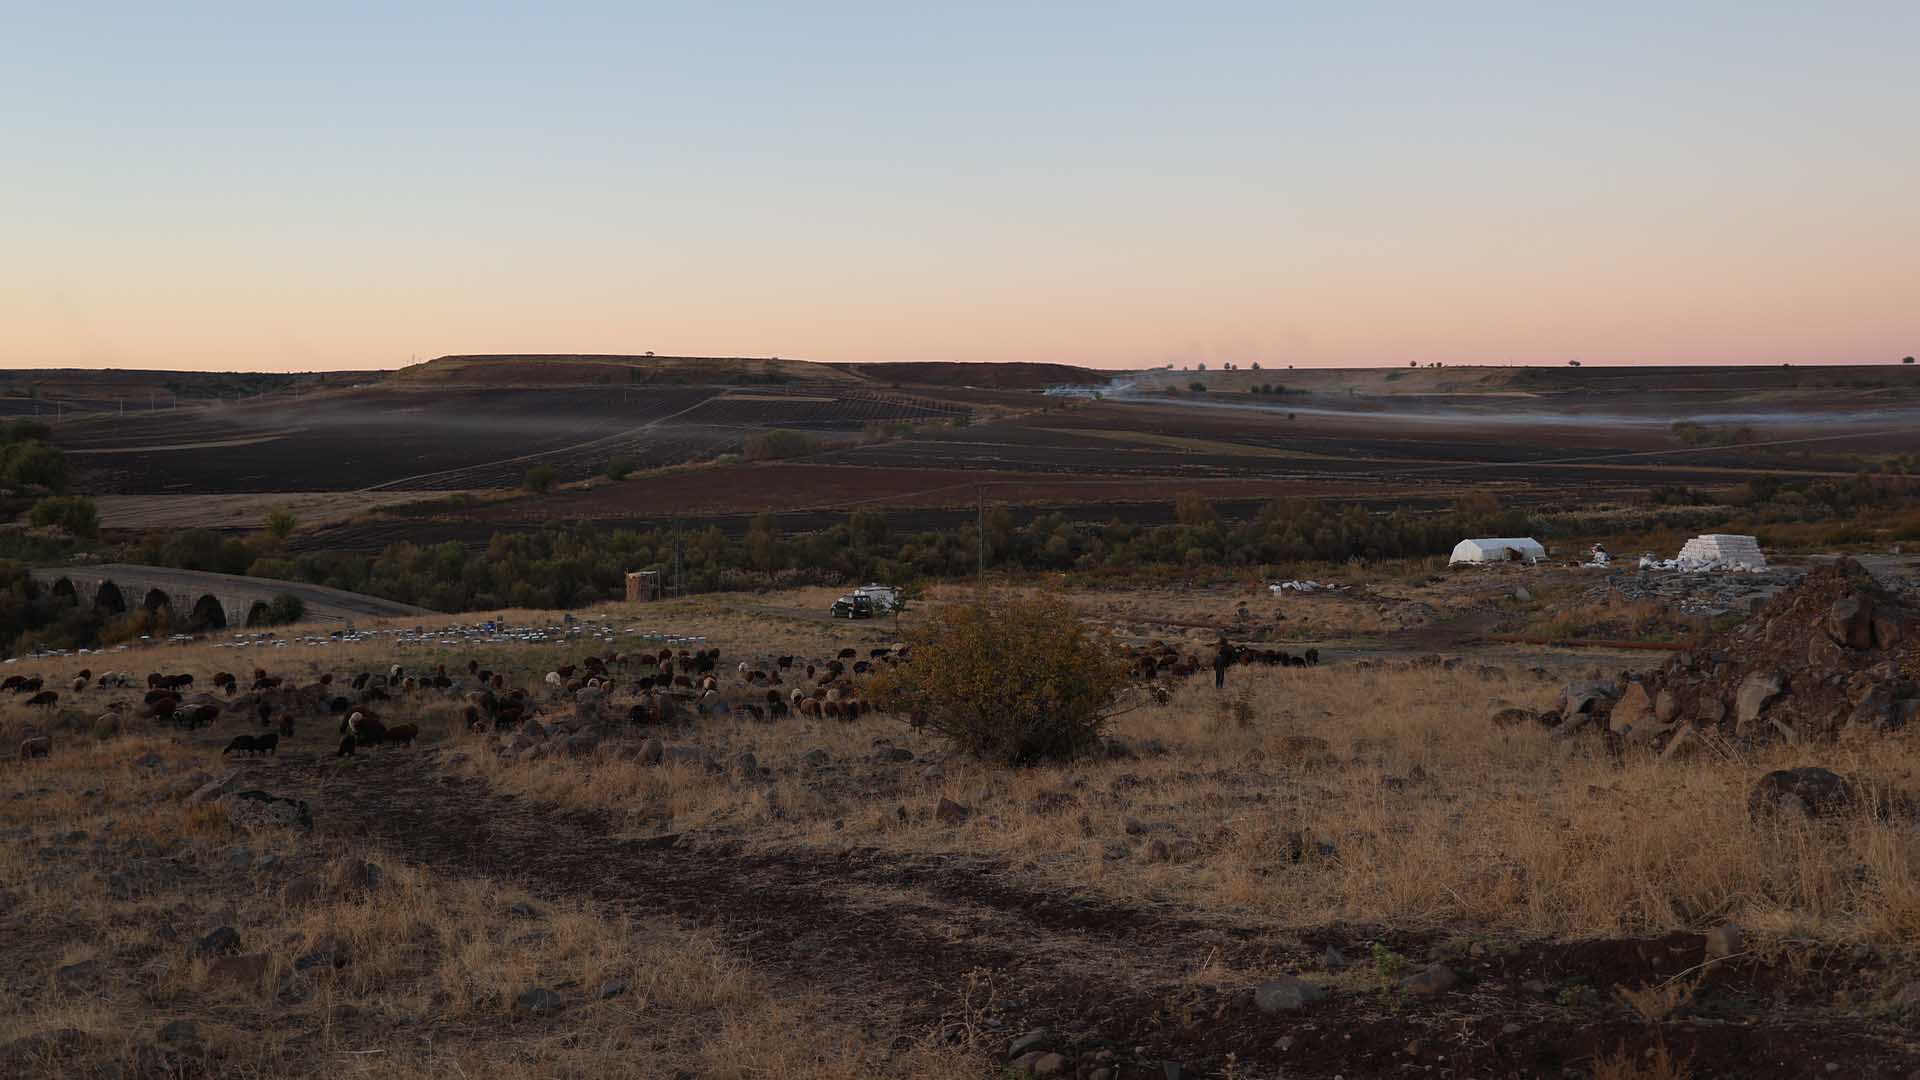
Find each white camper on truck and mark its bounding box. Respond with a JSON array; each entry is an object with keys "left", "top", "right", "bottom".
[{"left": 852, "top": 584, "right": 901, "bottom": 613}]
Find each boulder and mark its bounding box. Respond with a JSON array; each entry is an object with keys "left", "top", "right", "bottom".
[
  {"left": 1609, "top": 683, "right": 1653, "bottom": 735},
  {"left": 282, "top": 874, "right": 324, "bottom": 907},
  {"left": 1253, "top": 974, "right": 1327, "bottom": 1013},
  {"left": 801, "top": 747, "right": 831, "bottom": 768},
  {"left": 193, "top": 926, "right": 239, "bottom": 957},
  {"left": 1873, "top": 614, "right": 1904, "bottom": 651},
  {"left": 1827, "top": 595, "right": 1876, "bottom": 649},
  {"left": 1703, "top": 923, "right": 1743, "bottom": 960},
  {"left": 1734, "top": 672, "right": 1784, "bottom": 735},
  {"left": 638, "top": 737, "right": 664, "bottom": 766},
  {"left": 205, "top": 952, "right": 269, "bottom": 986},
  {"left": 1399, "top": 964, "right": 1459, "bottom": 996},
  {"left": 562, "top": 733, "right": 599, "bottom": 758},
  {"left": 184, "top": 770, "right": 241, "bottom": 806},
  {"left": 512, "top": 987, "right": 564, "bottom": 1016},
  {"left": 1654, "top": 689, "right": 1680, "bottom": 725},
  {"left": 1489, "top": 707, "right": 1536, "bottom": 729},
  {"left": 1748, "top": 767, "right": 1857, "bottom": 822},
  {"left": 935, "top": 797, "right": 971, "bottom": 826}
]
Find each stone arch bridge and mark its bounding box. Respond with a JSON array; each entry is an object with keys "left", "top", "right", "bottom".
[{"left": 27, "top": 563, "right": 436, "bottom": 632}]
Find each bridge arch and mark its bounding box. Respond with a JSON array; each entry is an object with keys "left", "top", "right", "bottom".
[
  {"left": 49, "top": 578, "right": 76, "bottom": 605},
  {"left": 188, "top": 594, "right": 228, "bottom": 632},
  {"left": 244, "top": 600, "right": 273, "bottom": 628},
  {"left": 143, "top": 588, "right": 172, "bottom": 614},
  {"left": 94, "top": 581, "right": 126, "bottom": 615}
]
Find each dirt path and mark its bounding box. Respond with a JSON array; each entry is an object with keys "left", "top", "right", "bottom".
[{"left": 258, "top": 751, "right": 1920, "bottom": 1079}]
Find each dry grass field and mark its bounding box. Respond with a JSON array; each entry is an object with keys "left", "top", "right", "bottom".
[{"left": 6, "top": 568, "right": 1920, "bottom": 1078}]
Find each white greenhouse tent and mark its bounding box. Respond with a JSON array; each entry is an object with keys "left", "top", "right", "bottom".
[{"left": 1449, "top": 537, "right": 1547, "bottom": 565}]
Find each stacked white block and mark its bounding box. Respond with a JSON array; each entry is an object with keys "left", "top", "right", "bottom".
[{"left": 1676, "top": 534, "right": 1766, "bottom": 570}]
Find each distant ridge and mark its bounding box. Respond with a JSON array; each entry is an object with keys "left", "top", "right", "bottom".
[
  {"left": 387, "top": 354, "right": 861, "bottom": 386},
  {"left": 832, "top": 361, "right": 1108, "bottom": 389}
]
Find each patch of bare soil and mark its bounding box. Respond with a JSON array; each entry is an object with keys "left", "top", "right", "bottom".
[{"left": 258, "top": 751, "right": 1920, "bottom": 1079}]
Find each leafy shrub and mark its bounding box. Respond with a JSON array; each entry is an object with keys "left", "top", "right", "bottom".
[
  {"left": 264, "top": 508, "right": 298, "bottom": 542},
  {"left": 29, "top": 495, "right": 98, "bottom": 538},
  {"left": 742, "top": 429, "right": 822, "bottom": 461},
  {"left": 267, "top": 593, "right": 305, "bottom": 625},
  {"left": 869, "top": 595, "right": 1130, "bottom": 764},
  {"left": 524, "top": 465, "right": 558, "bottom": 493},
  {"left": 1188, "top": 381, "right": 1208, "bottom": 393},
  {"left": 605, "top": 455, "right": 635, "bottom": 481},
  {"left": 0, "top": 439, "right": 66, "bottom": 492}
]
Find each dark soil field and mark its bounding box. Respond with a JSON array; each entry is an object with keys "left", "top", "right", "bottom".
[{"left": 55, "top": 384, "right": 977, "bottom": 495}]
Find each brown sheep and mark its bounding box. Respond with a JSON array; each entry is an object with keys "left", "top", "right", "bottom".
[
  {"left": 279, "top": 714, "right": 295, "bottom": 737},
  {"left": 26, "top": 690, "right": 58, "bottom": 708},
  {"left": 20, "top": 735, "right": 51, "bottom": 761},
  {"left": 384, "top": 723, "right": 419, "bottom": 748}
]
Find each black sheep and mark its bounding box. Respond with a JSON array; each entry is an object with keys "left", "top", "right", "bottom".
[{"left": 336, "top": 733, "right": 356, "bottom": 757}]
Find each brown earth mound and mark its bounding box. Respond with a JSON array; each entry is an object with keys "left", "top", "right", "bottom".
[{"left": 1601, "top": 559, "right": 1918, "bottom": 751}]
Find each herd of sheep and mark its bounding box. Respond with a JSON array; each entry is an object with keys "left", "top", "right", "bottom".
[{"left": 6, "top": 630, "right": 1314, "bottom": 766}]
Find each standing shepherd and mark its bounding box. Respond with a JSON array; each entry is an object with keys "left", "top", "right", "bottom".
[{"left": 1213, "top": 636, "right": 1237, "bottom": 689}]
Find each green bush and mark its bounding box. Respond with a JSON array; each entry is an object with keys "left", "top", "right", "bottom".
[
  {"left": 605, "top": 455, "right": 635, "bottom": 481},
  {"left": 869, "top": 595, "right": 1130, "bottom": 765},
  {"left": 264, "top": 508, "right": 298, "bottom": 542},
  {"left": 524, "top": 465, "right": 558, "bottom": 493},
  {"left": 267, "top": 593, "right": 306, "bottom": 625},
  {"left": 29, "top": 495, "right": 98, "bottom": 538}
]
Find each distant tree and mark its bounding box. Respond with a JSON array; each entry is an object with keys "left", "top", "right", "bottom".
[
  {"left": 1568, "top": 360, "right": 1582, "bottom": 367},
  {"left": 29, "top": 495, "right": 98, "bottom": 538},
  {"left": 264, "top": 508, "right": 297, "bottom": 543},
  {"left": 1250, "top": 361, "right": 1261, "bottom": 370},
  {"left": 1188, "top": 381, "right": 1208, "bottom": 393},
  {"left": 1196, "top": 363, "right": 1207, "bottom": 371},
  {"left": 1174, "top": 492, "right": 1217, "bottom": 527},
  {"left": 524, "top": 465, "right": 558, "bottom": 493},
  {"left": 1905, "top": 356, "right": 1915, "bottom": 365},
  {"left": 605, "top": 455, "right": 635, "bottom": 481},
  {"left": 1409, "top": 360, "right": 1418, "bottom": 368}
]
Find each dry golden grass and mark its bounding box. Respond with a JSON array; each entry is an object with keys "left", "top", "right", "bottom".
[
  {"left": 458, "top": 662, "right": 1920, "bottom": 946},
  {"left": 0, "top": 733, "right": 981, "bottom": 1079}
]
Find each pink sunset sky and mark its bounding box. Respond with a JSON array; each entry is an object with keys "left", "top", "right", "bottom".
[{"left": 2, "top": 4, "right": 1914, "bottom": 373}]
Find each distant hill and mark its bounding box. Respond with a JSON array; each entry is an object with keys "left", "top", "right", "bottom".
[
  {"left": 832, "top": 361, "right": 1108, "bottom": 389},
  {"left": 388, "top": 354, "right": 861, "bottom": 387}
]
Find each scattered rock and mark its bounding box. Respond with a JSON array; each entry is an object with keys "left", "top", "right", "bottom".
[
  {"left": 339, "top": 860, "right": 384, "bottom": 896},
  {"left": 1828, "top": 595, "right": 1876, "bottom": 650},
  {"left": 193, "top": 926, "right": 240, "bottom": 957},
  {"left": 282, "top": 874, "right": 324, "bottom": 907},
  {"left": 730, "top": 751, "right": 759, "bottom": 778},
  {"left": 508, "top": 901, "right": 541, "bottom": 918},
  {"left": 801, "top": 747, "right": 831, "bottom": 768},
  {"left": 206, "top": 952, "right": 270, "bottom": 986},
  {"left": 1253, "top": 974, "right": 1327, "bottom": 1013},
  {"left": 1704, "top": 923, "right": 1743, "bottom": 960},
  {"left": 1610, "top": 682, "right": 1654, "bottom": 735},
  {"left": 563, "top": 733, "right": 600, "bottom": 758},
  {"left": 638, "top": 737, "right": 664, "bottom": 766},
  {"left": 513, "top": 987, "right": 564, "bottom": 1016},
  {"left": 156, "top": 1020, "right": 200, "bottom": 1045},
  {"left": 1399, "top": 964, "right": 1459, "bottom": 996},
  {"left": 596, "top": 978, "right": 629, "bottom": 1000},
  {"left": 184, "top": 770, "right": 241, "bottom": 806},
  {"left": 1008, "top": 1030, "right": 1052, "bottom": 1058},
  {"left": 874, "top": 746, "right": 915, "bottom": 763},
  {"left": 1489, "top": 707, "right": 1537, "bottom": 729},
  {"left": 934, "top": 797, "right": 971, "bottom": 826},
  {"left": 1735, "top": 671, "right": 1785, "bottom": 735}
]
